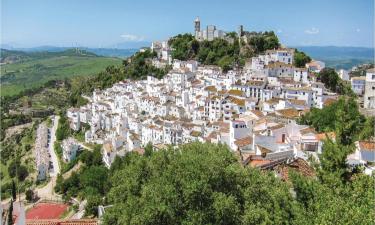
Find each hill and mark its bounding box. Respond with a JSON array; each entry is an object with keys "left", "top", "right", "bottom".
[
  {"left": 0, "top": 49, "right": 122, "bottom": 96},
  {"left": 2, "top": 46, "right": 139, "bottom": 58},
  {"left": 296, "top": 46, "right": 374, "bottom": 70}
]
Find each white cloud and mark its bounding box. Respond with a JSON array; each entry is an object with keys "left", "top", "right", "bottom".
[
  {"left": 277, "top": 29, "right": 282, "bottom": 34},
  {"left": 120, "top": 34, "right": 145, "bottom": 42},
  {"left": 304, "top": 27, "right": 319, "bottom": 35}
]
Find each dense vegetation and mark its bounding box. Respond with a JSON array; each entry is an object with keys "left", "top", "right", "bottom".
[
  {"left": 168, "top": 32, "right": 280, "bottom": 72},
  {"left": 0, "top": 49, "right": 122, "bottom": 96},
  {"left": 98, "top": 142, "right": 374, "bottom": 225},
  {"left": 293, "top": 49, "right": 311, "bottom": 68},
  {"left": 55, "top": 145, "right": 110, "bottom": 216},
  {"left": 298, "top": 97, "right": 374, "bottom": 145},
  {"left": 0, "top": 123, "right": 36, "bottom": 199},
  {"left": 317, "top": 68, "right": 354, "bottom": 96}
]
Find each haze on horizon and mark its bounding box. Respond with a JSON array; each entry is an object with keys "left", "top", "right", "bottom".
[{"left": 1, "top": 0, "right": 374, "bottom": 49}]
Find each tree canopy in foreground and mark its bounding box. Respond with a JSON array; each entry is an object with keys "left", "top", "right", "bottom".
[{"left": 103, "top": 142, "right": 374, "bottom": 225}]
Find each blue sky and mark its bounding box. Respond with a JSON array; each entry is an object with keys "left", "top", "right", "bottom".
[{"left": 1, "top": 0, "right": 374, "bottom": 48}]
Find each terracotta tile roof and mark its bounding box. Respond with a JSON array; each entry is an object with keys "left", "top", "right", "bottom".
[
  {"left": 288, "top": 99, "right": 306, "bottom": 106},
  {"left": 300, "top": 127, "right": 316, "bottom": 135},
  {"left": 249, "top": 159, "right": 272, "bottom": 167},
  {"left": 269, "top": 124, "right": 285, "bottom": 130},
  {"left": 275, "top": 108, "right": 300, "bottom": 119},
  {"left": 234, "top": 136, "right": 253, "bottom": 148},
  {"left": 315, "top": 132, "right": 336, "bottom": 141},
  {"left": 250, "top": 110, "right": 264, "bottom": 118},
  {"left": 228, "top": 89, "right": 244, "bottom": 96},
  {"left": 264, "top": 98, "right": 281, "bottom": 105},
  {"left": 204, "top": 86, "right": 217, "bottom": 92},
  {"left": 227, "top": 96, "right": 245, "bottom": 106},
  {"left": 246, "top": 80, "right": 264, "bottom": 86},
  {"left": 359, "top": 141, "right": 375, "bottom": 151},
  {"left": 190, "top": 131, "right": 202, "bottom": 137},
  {"left": 277, "top": 158, "right": 315, "bottom": 182},
  {"left": 324, "top": 98, "right": 337, "bottom": 107},
  {"left": 206, "top": 131, "right": 218, "bottom": 141},
  {"left": 266, "top": 62, "right": 293, "bottom": 69},
  {"left": 218, "top": 90, "right": 227, "bottom": 95}
]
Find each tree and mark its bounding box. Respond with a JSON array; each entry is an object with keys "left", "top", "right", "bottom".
[
  {"left": 298, "top": 97, "right": 365, "bottom": 145},
  {"left": 318, "top": 139, "right": 352, "bottom": 183},
  {"left": 7, "top": 199, "right": 13, "bottom": 225},
  {"left": 144, "top": 142, "right": 153, "bottom": 157},
  {"left": 80, "top": 166, "right": 109, "bottom": 195},
  {"left": 103, "top": 143, "right": 302, "bottom": 224},
  {"left": 85, "top": 195, "right": 102, "bottom": 216},
  {"left": 294, "top": 50, "right": 311, "bottom": 67},
  {"left": 358, "top": 117, "right": 375, "bottom": 140},
  {"left": 318, "top": 68, "right": 340, "bottom": 92},
  {"left": 334, "top": 97, "right": 362, "bottom": 145},
  {"left": 25, "top": 189, "right": 34, "bottom": 202},
  {"left": 11, "top": 179, "right": 16, "bottom": 200}
]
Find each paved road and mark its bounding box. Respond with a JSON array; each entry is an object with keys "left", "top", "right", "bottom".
[{"left": 49, "top": 115, "right": 60, "bottom": 177}]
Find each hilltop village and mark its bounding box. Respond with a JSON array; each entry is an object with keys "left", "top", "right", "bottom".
[
  {"left": 2, "top": 18, "right": 374, "bottom": 225},
  {"left": 61, "top": 19, "right": 374, "bottom": 172}
]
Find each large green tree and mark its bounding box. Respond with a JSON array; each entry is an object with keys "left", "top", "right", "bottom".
[
  {"left": 105, "top": 143, "right": 299, "bottom": 224},
  {"left": 294, "top": 50, "right": 311, "bottom": 68}
]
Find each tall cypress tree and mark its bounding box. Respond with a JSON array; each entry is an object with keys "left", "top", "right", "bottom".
[{"left": 11, "top": 179, "right": 16, "bottom": 200}]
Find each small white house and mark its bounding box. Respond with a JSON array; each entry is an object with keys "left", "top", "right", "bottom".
[{"left": 62, "top": 138, "right": 79, "bottom": 162}]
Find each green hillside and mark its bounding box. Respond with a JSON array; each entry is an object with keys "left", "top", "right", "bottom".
[{"left": 0, "top": 49, "right": 122, "bottom": 96}]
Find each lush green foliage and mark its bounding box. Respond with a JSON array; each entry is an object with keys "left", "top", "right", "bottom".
[
  {"left": 298, "top": 97, "right": 373, "bottom": 145},
  {"left": 247, "top": 31, "right": 280, "bottom": 53},
  {"left": 293, "top": 50, "right": 311, "bottom": 68},
  {"left": 56, "top": 115, "right": 71, "bottom": 141},
  {"left": 0, "top": 122, "right": 35, "bottom": 199},
  {"left": 101, "top": 142, "right": 374, "bottom": 225},
  {"left": 317, "top": 67, "right": 354, "bottom": 96},
  {"left": 8, "top": 160, "right": 29, "bottom": 182},
  {"left": 168, "top": 32, "right": 280, "bottom": 72},
  {"left": 25, "top": 189, "right": 34, "bottom": 202},
  {"left": 168, "top": 34, "right": 199, "bottom": 60},
  {"left": 55, "top": 145, "right": 108, "bottom": 215},
  {"left": 104, "top": 143, "right": 300, "bottom": 224}
]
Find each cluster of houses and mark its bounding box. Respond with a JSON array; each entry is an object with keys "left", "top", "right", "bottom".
[
  {"left": 34, "top": 123, "right": 50, "bottom": 180},
  {"left": 64, "top": 42, "right": 374, "bottom": 172}
]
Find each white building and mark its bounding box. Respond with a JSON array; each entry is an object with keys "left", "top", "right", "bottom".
[
  {"left": 62, "top": 138, "right": 79, "bottom": 162},
  {"left": 338, "top": 69, "right": 350, "bottom": 81},
  {"left": 306, "top": 60, "right": 325, "bottom": 73},
  {"left": 351, "top": 76, "right": 366, "bottom": 96},
  {"left": 364, "top": 69, "right": 375, "bottom": 109}
]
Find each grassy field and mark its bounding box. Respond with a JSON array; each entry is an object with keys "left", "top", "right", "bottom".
[{"left": 1, "top": 49, "right": 122, "bottom": 96}]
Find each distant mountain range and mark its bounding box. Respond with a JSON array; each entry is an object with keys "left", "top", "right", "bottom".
[
  {"left": 1, "top": 45, "right": 139, "bottom": 58},
  {"left": 295, "top": 46, "right": 374, "bottom": 70}
]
